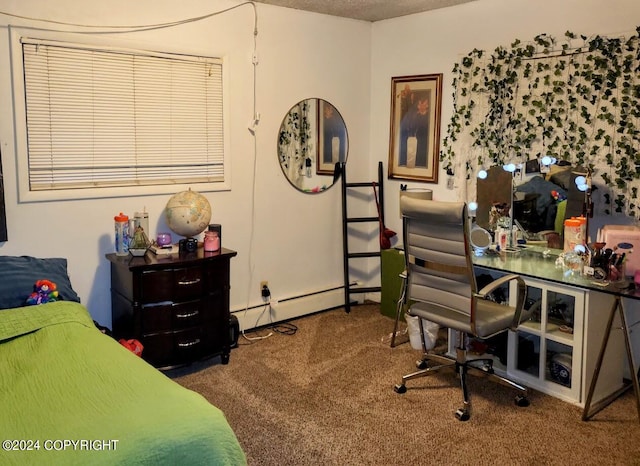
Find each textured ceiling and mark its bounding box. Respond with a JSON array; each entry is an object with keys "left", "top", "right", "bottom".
[{"left": 251, "top": 0, "right": 478, "bottom": 22}]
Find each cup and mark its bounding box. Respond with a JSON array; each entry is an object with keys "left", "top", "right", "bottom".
[{"left": 156, "top": 232, "right": 172, "bottom": 246}]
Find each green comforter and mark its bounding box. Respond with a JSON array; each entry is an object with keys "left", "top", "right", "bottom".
[{"left": 0, "top": 301, "right": 246, "bottom": 465}]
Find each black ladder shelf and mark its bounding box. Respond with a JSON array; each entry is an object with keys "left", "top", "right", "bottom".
[{"left": 340, "top": 161, "right": 385, "bottom": 313}]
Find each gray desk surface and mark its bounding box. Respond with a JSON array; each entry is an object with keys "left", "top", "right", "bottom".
[{"left": 472, "top": 246, "right": 640, "bottom": 302}]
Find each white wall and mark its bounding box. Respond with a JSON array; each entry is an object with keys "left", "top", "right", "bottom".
[
  {"left": 372, "top": 0, "right": 640, "bottom": 238},
  {"left": 2, "top": 0, "right": 639, "bottom": 330},
  {"left": 0, "top": 0, "right": 372, "bottom": 328}
]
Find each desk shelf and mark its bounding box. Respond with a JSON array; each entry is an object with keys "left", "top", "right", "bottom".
[
  {"left": 467, "top": 267, "right": 626, "bottom": 407},
  {"left": 507, "top": 279, "right": 583, "bottom": 402},
  {"left": 517, "top": 321, "right": 574, "bottom": 345}
]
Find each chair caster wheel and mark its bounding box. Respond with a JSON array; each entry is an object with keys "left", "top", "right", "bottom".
[
  {"left": 394, "top": 384, "right": 407, "bottom": 394},
  {"left": 480, "top": 363, "right": 494, "bottom": 374},
  {"left": 455, "top": 408, "right": 470, "bottom": 421},
  {"left": 416, "top": 359, "right": 428, "bottom": 370},
  {"left": 515, "top": 395, "right": 530, "bottom": 407}
]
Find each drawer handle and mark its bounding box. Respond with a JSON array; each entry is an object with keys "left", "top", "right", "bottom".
[
  {"left": 177, "top": 278, "right": 201, "bottom": 286},
  {"left": 175, "top": 310, "right": 199, "bottom": 319},
  {"left": 177, "top": 338, "right": 201, "bottom": 348}
]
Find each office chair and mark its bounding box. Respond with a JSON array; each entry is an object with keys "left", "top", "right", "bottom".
[{"left": 393, "top": 197, "right": 530, "bottom": 421}]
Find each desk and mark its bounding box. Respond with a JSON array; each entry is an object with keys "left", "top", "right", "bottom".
[{"left": 473, "top": 246, "right": 640, "bottom": 422}]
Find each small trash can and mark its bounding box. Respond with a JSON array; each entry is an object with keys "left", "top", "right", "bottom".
[{"left": 405, "top": 311, "right": 439, "bottom": 350}]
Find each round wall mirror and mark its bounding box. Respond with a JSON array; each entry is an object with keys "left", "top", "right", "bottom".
[{"left": 278, "top": 98, "right": 348, "bottom": 193}]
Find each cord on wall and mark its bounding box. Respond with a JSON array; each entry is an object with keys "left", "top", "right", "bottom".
[{"left": 0, "top": 2, "right": 258, "bottom": 34}]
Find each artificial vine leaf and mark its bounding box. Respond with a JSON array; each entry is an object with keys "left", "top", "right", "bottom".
[{"left": 441, "top": 28, "right": 640, "bottom": 218}]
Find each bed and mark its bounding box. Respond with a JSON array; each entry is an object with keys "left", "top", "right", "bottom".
[{"left": 0, "top": 256, "right": 246, "bottom": 466}]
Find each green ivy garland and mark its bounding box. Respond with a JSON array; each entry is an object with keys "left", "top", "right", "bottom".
[
  {"left": 278, "top": 101, "right": 313, "bottom": 189},
  {"left": 440, "top": 27, "right": 640, "bottom": 217}
]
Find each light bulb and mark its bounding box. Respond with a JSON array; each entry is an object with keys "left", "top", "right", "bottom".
[
  {"left": 503, "top": 163, "right": 516, "bottom": 173},
  {"left": 468, "top": 201, "right": 478, "bottom": 211},
  {"left": 577, "top": 183, "right": 589, "bottom": 192},
  {"left": 575, "top": 175, "right": 586, "bottom": 186},
  {"left": 477, "top": 169, "right": 488, "bottom": 179},
  {"left": 541, "top": 156, "right": 552, "bottom": 166}
]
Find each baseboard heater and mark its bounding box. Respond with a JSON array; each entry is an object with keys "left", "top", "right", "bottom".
[{"left": 231, "top": 284, "right": 351, "bottom": 332}]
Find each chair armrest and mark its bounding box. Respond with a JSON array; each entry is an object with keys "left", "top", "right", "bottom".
[{"left": 475, "top": 273, "right": 527, "bottom": 330}]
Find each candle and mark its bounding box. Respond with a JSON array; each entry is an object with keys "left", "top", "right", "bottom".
[
  {"left": 406, "top": 136, "right": 417, "bottom": 168},
  {"left": 331, "top": 136, "right": 340, "bottom": 163},
  {"left": 204, "top": 231, "right": 220, "bottom": 252}
]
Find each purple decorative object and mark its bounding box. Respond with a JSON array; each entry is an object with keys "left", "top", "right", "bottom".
[{"left": 156, "top": 232, "right": 172, "bottom": 246}]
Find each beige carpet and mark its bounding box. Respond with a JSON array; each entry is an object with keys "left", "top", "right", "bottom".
[{"left": 171, "top": 303, "right": 640, "bottom": 465}]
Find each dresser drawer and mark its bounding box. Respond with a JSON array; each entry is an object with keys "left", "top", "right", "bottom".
[
  {"left": 139, "top": 266, "right": 204, "bottom": 303},
  {"left": 141, "top": 327, "right": 217, "bottom": 368},
  {"left": 141, "top": 300, "right": 206, "bottom": 333}
]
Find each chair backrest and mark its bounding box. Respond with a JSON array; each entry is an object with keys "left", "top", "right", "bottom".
[{"left": 401, "top": 197, "right": 477, "bottom": 319}]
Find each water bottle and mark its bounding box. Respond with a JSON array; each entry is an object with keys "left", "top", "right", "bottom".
[{"left": 114, "top": 212, "right": 130, "bottom": 256}]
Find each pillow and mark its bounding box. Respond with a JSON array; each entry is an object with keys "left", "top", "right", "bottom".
[{"left": 0, "top": 256, "right": 81, "bottom": 310}]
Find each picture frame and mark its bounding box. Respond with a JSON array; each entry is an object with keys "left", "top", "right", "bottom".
[
  {"left": 388, "top": 73, "right": 443, "bottom": 183},
  {"left": 317, "top": 100, "right": 348, "bottom": 175}
]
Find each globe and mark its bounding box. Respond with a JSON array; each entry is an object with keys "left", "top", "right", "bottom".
[{"left": 164, "top": 189, "right": 212, "bottom": 238}]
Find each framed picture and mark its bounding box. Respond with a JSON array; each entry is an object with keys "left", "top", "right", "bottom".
[
  {"left": 388, "top": 73, "right": 443, "bottom": 183},
  {"left": 317, "top": 100, "right": 348, "bottom": 175}
]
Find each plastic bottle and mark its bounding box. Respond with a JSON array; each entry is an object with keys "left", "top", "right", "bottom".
[
  {"left": 563, "top": 218, "right": 582, "bottom": 252},
  {"left": 114, "top": 212, "right": 130, "bottom": 256}
]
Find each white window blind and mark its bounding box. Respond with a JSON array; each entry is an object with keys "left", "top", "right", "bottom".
[{"left": 21, "top": 38, "right": 225, "bottom": 192}]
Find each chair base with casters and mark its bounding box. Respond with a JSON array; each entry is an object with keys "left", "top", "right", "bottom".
[{"left": 394, "top": 327, "right": 529, "bottom": 421}]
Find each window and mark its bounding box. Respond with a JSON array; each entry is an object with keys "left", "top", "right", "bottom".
[{"left": 17, "top": 36, "right": 228, "bottom": 200}]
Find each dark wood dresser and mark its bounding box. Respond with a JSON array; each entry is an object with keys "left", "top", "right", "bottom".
[{"left": 106, "top": 247, "right": 237, "bottom": 370}]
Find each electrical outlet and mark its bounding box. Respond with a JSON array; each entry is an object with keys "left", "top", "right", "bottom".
[{"left": 260, "top": 281, "right": 270, "bottom": 301}]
